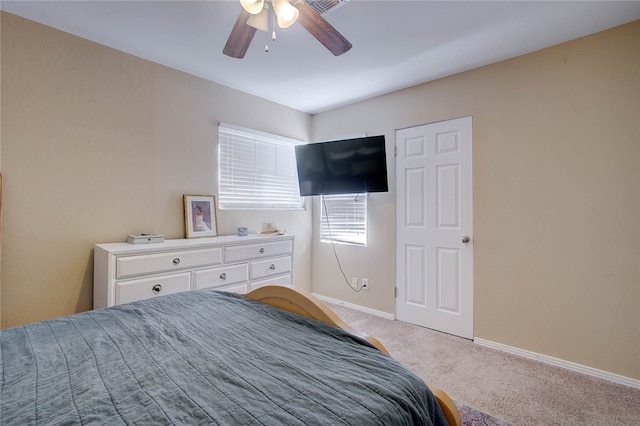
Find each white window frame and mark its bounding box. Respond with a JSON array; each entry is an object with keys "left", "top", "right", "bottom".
[
  {"left": 218, "top": 123, "right": 304, "bottom": 210},
  {"left": 320, "top": 193, "right": 367, "bottom": 246}
]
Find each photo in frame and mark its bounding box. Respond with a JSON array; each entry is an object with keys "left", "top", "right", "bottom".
[{"left": 183, "top": 194, "right": 218, "bottom": 238}]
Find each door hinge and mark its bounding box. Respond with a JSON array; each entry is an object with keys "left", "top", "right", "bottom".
[
  {"left": 394, "top": 287, "right": 397, "bottom": 298},
  {"left": 394, "top": 146, "right": 398, "bottom": 157}
]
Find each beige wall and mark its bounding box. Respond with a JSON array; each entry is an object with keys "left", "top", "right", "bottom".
[
  {"left": 0, "top": 12, "right": 312, "bottom": 327},
  {"left": 311, "top": 21, "right": 640, "bottom": 379}
]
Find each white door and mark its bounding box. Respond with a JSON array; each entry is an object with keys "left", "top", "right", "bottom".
[{"left": 395, "top": 117, "right": 473, "bottom": 339}]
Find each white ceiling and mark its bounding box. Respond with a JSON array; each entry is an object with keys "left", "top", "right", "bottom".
[{"left": 3, "top": 1, "right": 640, "bottom": 114}]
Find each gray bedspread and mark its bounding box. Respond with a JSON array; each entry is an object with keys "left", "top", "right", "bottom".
[{"left": 1, "top": 290, "right": 447, "bottom": 425}]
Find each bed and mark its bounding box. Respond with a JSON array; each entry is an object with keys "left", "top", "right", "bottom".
[{"left": 0, "top": 285, "right": 461, "bottom": 425}]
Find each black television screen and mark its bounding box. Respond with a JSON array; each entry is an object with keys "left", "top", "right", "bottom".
[{"left": 295, "top": 135, "right": 388, "bottom": 196}]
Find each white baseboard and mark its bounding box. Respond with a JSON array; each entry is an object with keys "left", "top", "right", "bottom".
[
  {"left": 474, "top": 337, "right": 640, "bottom": 389},
  {"left": 312, "top": 293, "right": 395, "bottom": 320}
]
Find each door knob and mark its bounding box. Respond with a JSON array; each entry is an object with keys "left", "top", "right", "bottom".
[{"left": 461, "top": 235, "right": 470, "bottom": 243}]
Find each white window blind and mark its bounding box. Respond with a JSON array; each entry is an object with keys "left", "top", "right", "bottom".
[
  {"left": 218, "top": 123, "right": 304, "bottom": 210},
  {"left": 321, "top": 193, "right": 367, "bottom": 246}
]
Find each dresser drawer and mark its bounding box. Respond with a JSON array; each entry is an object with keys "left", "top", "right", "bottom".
[
  {"left": 250, "top": 256, "right": 291, "bottom": 280},
  {"left": 250, "top": 274, "right": 292, "bottom": 291},
  {"left": 193, "top": 263, "right": 248, "bottom": 290},
  {"left": 116, "top": 248, "right": 222, "bottom": 279},
  {"left": 115, "top": 272, "right": 191, "bottom": 305},
  {"left": 214, "top": 282, "right": 249, "bottom": 294},
  {"left": 225, "top": 240, "right": 292, "bottom": 263}
]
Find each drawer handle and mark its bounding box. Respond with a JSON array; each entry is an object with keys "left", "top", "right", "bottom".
[
  {"left": 269, "top": 264, "right": 276, "bottom": 271},
  {"left": 152, "top": 284, "right": 162, "bottom": 294},
  {"left": 219, "top": 273, "right": 227, "bottom": 281},
  {"left": 259, "top": 248, "right": 265, "bottom": 254},
  {"left": 173, "top": 258, "right": 181, "bottom": 265}
]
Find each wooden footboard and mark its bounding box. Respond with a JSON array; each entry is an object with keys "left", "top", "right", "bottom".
[{"left": 244, "top": 285, "right": 462, "bottom": 426}]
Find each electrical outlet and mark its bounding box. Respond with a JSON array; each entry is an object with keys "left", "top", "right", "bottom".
[
  {"left": 362, "top": 278, "right": 369, "bottom": 290},
  {"left": 351, "top": 277, "right": 358, "bottom": 289}
]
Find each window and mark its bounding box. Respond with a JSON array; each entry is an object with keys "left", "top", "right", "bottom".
[
  {"left": 321, "top": 193, "right": 367, "bottom": 246},
  {"left": 218, "top": 123, "right": 304, "bottom": 210}
]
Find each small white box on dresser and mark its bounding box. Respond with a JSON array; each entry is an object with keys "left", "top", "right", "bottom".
[
  {"left": 93, "top": 234, "right": 294, "bottom": 309},
  {"left": 126, "top": 233, "right": 165, "bottom": 244}
]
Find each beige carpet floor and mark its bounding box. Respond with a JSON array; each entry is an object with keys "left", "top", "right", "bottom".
[{"left": 328, "top": 303, "right": 640, "bottom": 426}]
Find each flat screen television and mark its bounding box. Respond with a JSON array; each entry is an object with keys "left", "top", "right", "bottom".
[{"left": 295, "top": 135, "right": 388, "bottom": 196}]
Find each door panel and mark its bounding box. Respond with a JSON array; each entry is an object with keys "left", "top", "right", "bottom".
[
  {"left": 406, "top": 168, "right": 426, "bottom": 226},
  {"left": 437, "top": 247, "right": 460, "bottom": 313},
  {"left": 437, "top": 164, "right": 460, "bottom": 227},
  {"left": 406, "top": 245, "right": 427, "bottom": 306}
]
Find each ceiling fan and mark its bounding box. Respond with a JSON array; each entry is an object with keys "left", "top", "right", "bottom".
[{"left": 223, "top": 0, "right": 352, "bottom": 59}]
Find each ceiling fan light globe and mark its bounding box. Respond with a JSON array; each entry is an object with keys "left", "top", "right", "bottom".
[
  {"left": 272, "top": 0, "right": 299, "bottom": 28},
  {"left": 246, "top": 6, "right": 269, "bottom": 32},
  {"left": 240, "top": 0, "right": 264, "bottom": 15}
]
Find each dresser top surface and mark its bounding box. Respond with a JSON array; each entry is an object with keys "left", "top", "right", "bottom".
[{"left": 95, "top": 234, "right": 293, "bottom": 254}]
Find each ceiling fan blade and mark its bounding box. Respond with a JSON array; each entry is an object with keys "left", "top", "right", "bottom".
[
  {"left": 223, "top": 9, "right": 257, "bottom": 59},
  {"left": 294, "top": 1, "right": 352, "bottom": 56}
]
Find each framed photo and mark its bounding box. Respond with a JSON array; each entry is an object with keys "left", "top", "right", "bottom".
[{"left": 183, "top": 194, "right": 218, "bottom": 239}]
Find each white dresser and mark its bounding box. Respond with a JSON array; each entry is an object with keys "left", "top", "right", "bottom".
[{"left": 93, "top": 234, "right": 293, "bottom": 309}]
